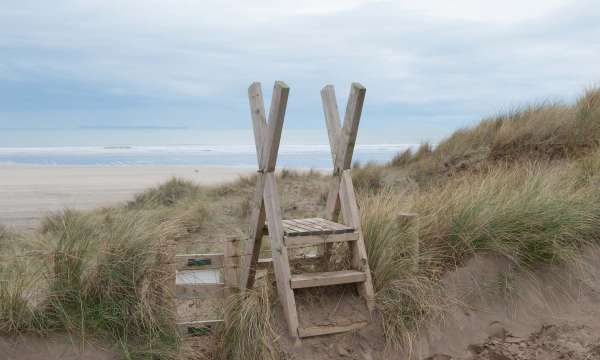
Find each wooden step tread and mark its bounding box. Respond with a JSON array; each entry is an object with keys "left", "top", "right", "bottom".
[
  {"left": 291, "top": 270, "right": 366, "bottom": 289},
  {"left": 284, "top": 231, "right": 358, "bottom": 248},
  {"left": 265, "top": 217, "right": 355, "bottom": 237},
  {"left": 298, "top": 321, "right": 368, "bottom": 338}
]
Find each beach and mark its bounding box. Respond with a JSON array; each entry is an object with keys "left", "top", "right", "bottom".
[{"left": 0, "top": 165, "right": 254, "bottom": 229}]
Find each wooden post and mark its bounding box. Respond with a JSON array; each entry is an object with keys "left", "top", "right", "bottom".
[
  {"left": 157, "top": 236, "right": 177, "bottom": 311},
  {"left": 339, "top": 171, "right": 375, "bottom": 313},
  {"left": 224, "top": 238, "right": 240, "bottom": 327}
]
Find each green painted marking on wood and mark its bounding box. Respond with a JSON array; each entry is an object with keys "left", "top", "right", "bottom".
[
  {"left": 188, "top": 258, "right": 211, "bottom": 267},
  {"left": 188, "top": 326, "right": 211, "bottom": 336}
]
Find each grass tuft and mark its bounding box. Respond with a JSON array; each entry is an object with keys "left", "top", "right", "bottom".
[{"left": 223, "top": 285, "right": 279, "bottom": 360}]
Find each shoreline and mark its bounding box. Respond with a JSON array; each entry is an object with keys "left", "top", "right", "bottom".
[{"left": 0, "top": 164, "right": 256, "bottom": 229}]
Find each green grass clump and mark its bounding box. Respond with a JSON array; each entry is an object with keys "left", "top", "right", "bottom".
[
  {"left": 223, "top": 286, "right": 279, "bottom": 360},
  {"left": 389, "top": 88, "right": 600, "bottom": 179},
  {"left": 359, "top": 189, "right": 440, "bottom": 349},
  {"left": 352, "top": 162, "right": 385, "bottom": 193},
  {"left": 390, "top": 148, "right": 413, "bottom": 167},
  {"left": 128, "top": 177, "right": 203, "bottom": 208},
  {"left": 1, "top": 208, "right": 182, "bottom": 358},
  {"left": 415, "top": 161, "right": 600, "bottom": 267},
  {"left": 43, "top": 210, "right": 180, "bottom": 357}
]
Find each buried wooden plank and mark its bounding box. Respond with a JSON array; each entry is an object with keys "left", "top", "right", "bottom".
[
  {"left": 298, "top": 321, "right": 368, "bottom": 338},
  {"left": 176, "top": 253, "right": 224, "bottom": 271}
]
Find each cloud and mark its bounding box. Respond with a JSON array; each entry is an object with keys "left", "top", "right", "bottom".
[{"left": 0, "top": 0, "right": 599, "bottom": 140}]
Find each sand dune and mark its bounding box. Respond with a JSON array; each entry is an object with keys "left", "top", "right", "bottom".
[{"left": 0, "top": 165, "right": 253, "bottom": 229}]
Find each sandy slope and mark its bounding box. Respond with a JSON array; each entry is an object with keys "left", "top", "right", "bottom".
[{"left": 0, "top": 165, "right": 253, "bottom": 229}]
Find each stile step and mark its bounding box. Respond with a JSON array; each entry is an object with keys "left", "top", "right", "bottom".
[
  {"left": 284, "top": 231, "right": 358, "bottom": 248},
  {"left": 290, "top": 270, "right": 366, "bottom": 289},
  {"left": 298, "top": 321, "right": 368, "bottom": 338}
]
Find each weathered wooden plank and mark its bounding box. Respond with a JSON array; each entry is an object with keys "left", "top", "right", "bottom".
[
  {"left": 177, "top": 320, "right": 224, "bottom": 337},
  {"left": 318, "top": 218, "right": 353, "bottom": 231},
  {"left": 340, "top": 170, "right": 375, "bottom": 313},
  {"left": 224, "top": 238, "right": 239, "bottom": 327},
  {"left": 298, "top": 218, "right": 330, "bottom": 234},
  {"left": 263, "top": 172, "right": 300, "bottom": 338},
  {"left": 286, "top": 219, "right": 319, "bottom": 235},
  {"left": 321, "top": 85, "right": 342, "bottom": 163},
  {"left": 302, "top": 218, "right": 353, "bottom": 234},
  {"left": 290, "top": 270, "right": 365, "bottom": 289},
  {"left": 249, "top": 82, "right": 267, "bottom": 166},
  {"left": 175, "top": 283, "right": 225, "bottom": 301},
  {"left": 240, "top": 173, "right": 267, "bottom": 291},
  {"left": 336, "top": 83, "right": 366, "bottom": 171},
  {"left": 284, "top": 232, "right": 358, "bottom": 249},
  {"left": 264, "top": 81, "right": 289, "bottom": 172},
  {"left": 292, "top": 219, "right": 324, "bottom": 232},
  {"left": 298, "top": 321, "right": 368, "bottom": 338},
  {"left": 287, "top": 219, "right": 317, "bottom": 231},
  {"left": 176, "top": 253, "right": 224, "bottom": 271},
  {"left": 281, "top": 220, "right": 308, "bottom": 234},
  {"left": 256, "top": 257, "right": 273, "bottom": 270}
]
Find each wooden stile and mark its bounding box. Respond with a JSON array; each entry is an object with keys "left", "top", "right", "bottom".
[{"left": 239, "top": 81, "right": 377, "bottom": 341}]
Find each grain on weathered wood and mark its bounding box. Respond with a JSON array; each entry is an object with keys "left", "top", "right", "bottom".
[
  {"left": 321, "top": 85, "right": 341, "bottom": 162},
  {"left": 284, "top": 232, "right": 358, "bottom": 249},
  {"left": 264, "top": 81, "right": 289, "bottom": 172},
  {"left": 340, "top": 170, "right": 375, "bottom": 313},
  {"left": 224, "top": 239, "right": 239, "bottom": 291},
  {"left": 263, "top": 172, "right": 300, "bottom": 336},
  {"left": 224, "top": 238, "right": 239, "bottom": 327},
  {"left": 298, "top": 321, "right": 368, "bottom": 338},
  {"left": 336, "top": 83, "right": 366, "bottom": 171},
  {"left": 249, "top": 82, "right": 267, "bottom": 166},
  {"left": 175, "top": 283, "right": 225, "bottom": 301},
  {"left": 290, "top": 270, "right": 366, "bottom": 289},
  {"left": 239, "top": 173, "right": 266, "bottom": 291}
]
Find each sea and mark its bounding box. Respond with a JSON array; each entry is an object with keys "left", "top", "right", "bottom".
[{"left": 0, "top": 128, "right": 416, "bottom": 169}]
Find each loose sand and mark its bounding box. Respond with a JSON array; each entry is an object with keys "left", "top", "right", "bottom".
[{"left": 0, "top": 165, "right": 254, "bottom": 229}]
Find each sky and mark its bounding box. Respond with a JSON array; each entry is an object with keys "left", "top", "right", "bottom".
[{"left": 1, "top": 0, "right": 599, "bottom": 145}]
